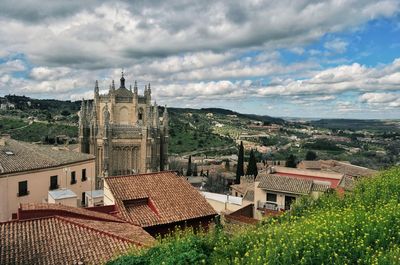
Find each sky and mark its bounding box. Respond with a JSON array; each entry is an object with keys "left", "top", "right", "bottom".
[{"left": 0, "top": 0, "right": 399, "bottom": 119}]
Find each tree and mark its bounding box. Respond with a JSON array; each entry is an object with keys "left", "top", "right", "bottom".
[
  {"left": 200, "top": 169, "right": 204, "bottom": 176},
  {"left": 235, "top": 141, "right": 244, "bottom": 184},
  {"left": 286, "top": 154, "right": 297, "bottom": 168},
  {"left": 193, "top": 163, "right": 198, "bottom": 176},
  {"left": 246, "top": 149, "right": 258, "bottom": 178},
  {"left": 186, "top": 155, "right": 193, "bottom": 176},
  {"left": 61, "top": 110, "right": 71, "bottom": 116},
  {"left": 305, "top": 150, "right": 317, "bottom": 161}
]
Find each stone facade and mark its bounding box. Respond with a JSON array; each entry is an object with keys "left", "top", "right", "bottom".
[{"left": 79, "top": 73, "right": 168, "bottom": 185}]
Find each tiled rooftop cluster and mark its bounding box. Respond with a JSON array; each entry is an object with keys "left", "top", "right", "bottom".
[
  {"left": 0, "top": 203, "right": 154, "bottom": 264},
  {"left": 0, "top": 138, "right": 94, "bottom": 174},
  {"left": 105, "top": 171, "right": 217, "bottom": 227}
]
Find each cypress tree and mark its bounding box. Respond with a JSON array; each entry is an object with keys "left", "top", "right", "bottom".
[
  {"left": 246, "top": 149, "right": 258, "bottom": 178},
  {"left": 193, "top": 163, "right": 198, "bottom": 176},
  {"left": 286, "top": 154, "right": 297, "bottom": 168},
  {"left": 186, "top": 155, "right": 193, "bottom": 176},
  {"left": 235, "top": 141, "right": 244, "bottom": 184}
]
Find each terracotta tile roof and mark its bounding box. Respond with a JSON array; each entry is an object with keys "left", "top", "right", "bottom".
[
  {"left": 0, "top": 138, "right": 94, "bottom": 175},
  {"left": 258, "top": 174, "right": 313, "bottom": 195},
  {"left": 311, "top": 182, "right": 331, "bottom": 192},
  {"left": 1, "top": 217, "right": 134, "bottom": 265},
  {"left": 20, "top": 203, "right": 124, "bottom": 223},
  {"left": 105, "top": 171, "right": 217, "bottom": 227},
  {"left": 1, "top": 203, "right": 155, "bottom": 264},
  {"left": 66, "top": 217, "right": 154, "bottom": 246}
]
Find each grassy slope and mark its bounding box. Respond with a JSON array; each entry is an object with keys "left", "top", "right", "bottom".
[{"left": 109, "top": 167, "right": 400, "bottom": 265}]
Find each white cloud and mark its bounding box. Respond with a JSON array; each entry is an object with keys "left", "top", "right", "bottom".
[
  {"left": 360, "top": 92, "right": 400, "bottom": 107},
  {"left": 324, "top": 38, "right": 348, "bottom": 53},
  {"left": 257, "top": 58, "right": 400, "bottom": 97}
]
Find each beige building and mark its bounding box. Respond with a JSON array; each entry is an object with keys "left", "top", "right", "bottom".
[
  {"left": 0, "top": 136, "right": 95, "bottom": 221},
  {"left": 79, "top": 73, "right": 168, "bottom": 182}
]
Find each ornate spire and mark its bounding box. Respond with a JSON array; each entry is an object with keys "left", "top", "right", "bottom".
[
  {"left": 94, "top": 80, "right": 99, "bottom": 95},
  {"left": 148, "top": 83, "right": 151, "bottom": 94},
  {"left": 120, "top": 70, "right": 125, "bottom": 89},
  {"left": 112, "top": 80, "right": 115, "bottom": 91},
  {"left": 163, "top": 105, "right": 168, "bottom": 127},
  {"left": 134, "top": 80, "right": 138, "bottom": 94},
  {"left": 129, "top": 85, "right": 132, "bottom": 92}
]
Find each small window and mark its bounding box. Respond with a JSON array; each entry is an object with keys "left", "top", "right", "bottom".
[
  {"left": 267, "top": 193, "right": 277, "bottom": 202},
  {"left": 18, "top": 181, "right": 28, "bottom": 196},
  {"left": 81, "top": 169, "right": 87, "bottom": 181},
  {"left": 49, "top": 175, "right": 58, "bottom": 190},
  {"left": 70, "top": 171, "right": 76, "bottom": 184},
  {"left": 82, "top": 192, "right": 86, "bottom": 206}
]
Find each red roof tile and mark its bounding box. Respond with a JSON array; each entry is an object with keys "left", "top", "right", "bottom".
[
  {"left": 1, "top": 217, "right": 132, "bottom": 265},
  {"left": 105, "top": 171, "right": 217, "bottom": 227}
]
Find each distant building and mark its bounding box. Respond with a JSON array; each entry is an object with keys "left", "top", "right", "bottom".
[
  {"left": 103, "top": 171, "right": 217, "bottom": 236},
  {"left": 230, "top": 166, "right": 344, "bottom": 221},
  {"left": 79, "top": 73, "right": 168, "bottom": 183},
  {"left": 0, "top": 135, "right": 95, "bottom": 221},
  {"left": 0, "top": 203, "right": 154, "bottom": 264},
  {"left": 297, "top": 159, "right": 378, "bottom": 178}
]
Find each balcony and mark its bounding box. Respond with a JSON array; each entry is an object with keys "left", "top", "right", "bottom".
[{"left": 257, "top": 201, "right": 285, "bottom": 212}]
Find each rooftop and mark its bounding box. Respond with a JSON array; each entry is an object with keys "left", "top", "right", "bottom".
[
  {"left": 105, "top": 171, "right": 217, "bottom": 227},
  {"left": 48, "top": 188, "right": 77, "bottom": 200},
  {"left": 257, "top": 174, "right": 330, "bottom": 195},
  {"left": 0, "top": 138, "right": 94, "bottom": 175},
  {"left": 0, "top": 203, "right": 154, "bottom": 265}
]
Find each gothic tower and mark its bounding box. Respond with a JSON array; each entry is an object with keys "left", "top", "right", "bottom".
[{"left": 79, "top": 73, "right": 169, "bottom": 187}]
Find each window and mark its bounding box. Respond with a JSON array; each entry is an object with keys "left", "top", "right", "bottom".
[
  {"left": 81, "top": 169, "right": 87, "bottom": 181},
  {"left": 49, "top": 175, "right": 58, "bottom": 190},
  {"left": 266, "top": 193, "right": 277, "bottom": 202},
  {"left": 18, "top": 181, "right": 28, "bottom": 196},
  {"left": 81, "top": 192, "right": 86, "bottom": 206},
  {"left": 70, "top": 171, "right": 76, "bottom": 184}
]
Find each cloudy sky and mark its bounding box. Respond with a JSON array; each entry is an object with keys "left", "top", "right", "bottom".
[{"left": 0, "top": 0, "right": 399, "bottom": 119}]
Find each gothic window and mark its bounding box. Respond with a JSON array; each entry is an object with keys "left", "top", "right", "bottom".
[{"left": 138, "top": 108, "right": 143, "bottom": 121}]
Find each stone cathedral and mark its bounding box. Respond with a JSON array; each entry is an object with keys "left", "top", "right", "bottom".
[{"left": 79, "top": 73, "right": 168, "bottom": 185}]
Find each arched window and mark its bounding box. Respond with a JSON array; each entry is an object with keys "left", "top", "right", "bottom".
[{"left": 138, "top": 108, "right": 143, "bottom": 121}]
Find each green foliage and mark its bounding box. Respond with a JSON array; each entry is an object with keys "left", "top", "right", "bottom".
[
  {"left": 303, "top": 140, "right": 344, "bottom": 152},
  {"left": 235, "top": 141, "right": 244, "bottom": 183},
  {"left": 305, "top": 150, "right": 317, "bottom": 161},
  {"left": 245, "top": 149, "right": 258, "bottom": 177},
  {"left": 109, "top": 167, "right": 400, "bottom": 265},
  {"left": 168, "top": 110, "right": 235, "bottom": 155},
  {"left": 286, "top": 154, "right": 297, "bottom": 168}
]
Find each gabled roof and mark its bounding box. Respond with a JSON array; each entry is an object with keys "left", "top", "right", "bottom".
[
  {"left": 258, "top": 174, "right": 313, "bottom": 195},
  {"left": 105, "top": 171, "right": 217, "bottom": 227},
  {"left": 0, "top": 138, "right": 94, "bottom": 175},
  {"left": 1, "top": 203, "right": 154, "bottom": 265}
]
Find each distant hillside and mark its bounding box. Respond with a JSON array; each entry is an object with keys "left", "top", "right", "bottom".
[
  {"left": 311, "top": 119, "right": 400, "bottom": 132},
  {"left": 200, "top": 108, "right": 286, "bottom": 125}
]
